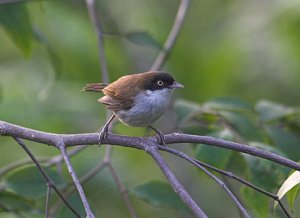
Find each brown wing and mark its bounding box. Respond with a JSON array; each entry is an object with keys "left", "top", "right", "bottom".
[
  {"left": 100, "top": 74, "right": 142, "bottom": 110},
  {"left": 85, "top": 71, "right": 163, "bottom": 111}
]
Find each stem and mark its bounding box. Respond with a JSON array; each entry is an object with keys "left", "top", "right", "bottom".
[
  {"left": 86, "top": 0, "right": 109, "bottom": 83},
  {"left": 150, "top": 0, "right": 190, "bottom": 70},
  {"left": 57, "top": 142, "right": 95, "bottom": 218},
  {"left": 13, "top": 137, "right": 81, "bottom": 217},
  {"left": 158, "top": 145, "right": 251, "bottom": 218},
  {"left": 145, "top": 142, "right": 207, "bottom": 218}
]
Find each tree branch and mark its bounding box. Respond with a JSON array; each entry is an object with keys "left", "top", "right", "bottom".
[
  {"left": 150, "top": 0, "right": 190, "bottom": 70},
  {"left": 1, "top": 122, "right": 299, "bottom": 171},
  {"left": 2, "top": 121, "right": 300, "bottom": 217},
  {"left": 86, "top": 0, "right": 109, "bottom": 83},
  {"left": 57, "top": 142, "right": 95, "bottom": 218},
  {"left": 158, "top": 145, "right": 250, "bottom": 218},
  {"left": 12, "top": 137, "right": 81, "bottom": 218},
  {"left": 158, "top": 145, "right": 291, "bottom": 217},
  {"left": 86, "top": 1, "right": 139, "bottom": 216},
  {"left": 45, "top": 185, "right": 52, "bottom": 218},
  {"left": 144, "top": 141, "right": 207, "bottom": 218},
  {"left": 164, "top": 133, "right": 300, "bottom": 171},
  {"left": 107, "top": 163, "right": 138, "bottom": 218},
  {"left": 49, "top": 160, "right": 106, "bottom": 216}
]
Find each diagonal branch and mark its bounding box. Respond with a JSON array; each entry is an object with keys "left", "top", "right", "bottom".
[
  {"left": 190, "top": 158, "right": 291, "bottom": 218},
  {"left": 45, "top": 185, "right": 52, "bottom": 218},
  {"left": 107, "top": 163, "right": 138, "bottom": 218},
  {"left": 86, "top": 0, "right": 109, "bottom": 83},
  {"left": 164, "top": 133, "right": 300, "bottom": 171},
  {"left": 49, "top": 160, "right": 106, "bottom": 215},
  {"left": 151, "top": 0, "right": 190, "bottom": 71},
  {"left": 144, "top": 141, "right": 207, "bottom": 218},
  {"left": 158, "top": 145, "right": 289, "bottom": 218},
  {"left": 12, "top": 137, "right": 81, "bottom": 218},
  {"left": 1, "top": 121, "right": 300, "bottom": 217},
  {"left": 57, "top": 141, "right": 95, "bottom": 218}
]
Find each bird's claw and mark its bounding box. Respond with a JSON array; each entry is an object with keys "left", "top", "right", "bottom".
[
  {"left": 156, "top": 131, "right": 166, "bottom": 145},
  {"left": 98, "top": 127, "right": 108, "bottom": 146}
]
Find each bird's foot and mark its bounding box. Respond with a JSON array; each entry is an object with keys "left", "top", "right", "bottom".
[
  {"left": 148, "top": 125, "right": 166, "bottom": 145},
  {"left": 98, "top": 127, "right": 109, "bottom": 146},
  {"left": 156, "top": 131, "right": 166, "bottom": 145}
]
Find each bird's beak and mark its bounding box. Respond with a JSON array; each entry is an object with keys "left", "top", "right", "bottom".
[{"left": 169, "top": 82, "right": 184, "bottom": 89}]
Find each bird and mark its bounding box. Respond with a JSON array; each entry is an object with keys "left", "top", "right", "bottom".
[{"left": 82, "top": 71, "right": 184, "bottom": 145}]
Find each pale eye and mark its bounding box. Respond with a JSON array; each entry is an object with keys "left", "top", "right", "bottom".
[{"left": 157, "top": 80, "right": 164, "bottom": 86}]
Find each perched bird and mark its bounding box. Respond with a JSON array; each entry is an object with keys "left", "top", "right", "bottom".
[{"left": 82, "top": 71, "right": 184, "bottom": 144}]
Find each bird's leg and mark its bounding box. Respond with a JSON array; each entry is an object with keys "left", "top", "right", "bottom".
[
  {"left": 148, "top": 125, "right": 166, "bottom": 145},
  {"left": 99, "top": 114, "right": 115, "bottom": 146}
]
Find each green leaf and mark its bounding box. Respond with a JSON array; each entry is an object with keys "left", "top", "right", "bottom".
[
  {"left": 191, "top": 111, "right": 221, "bottom": 131},
  {"left": 276, "top": 171, "right": 300, "bottom": 209},
  {"left": 195, "top": 129, "right": 233, "bottom": 169},
  {"left": 220, "top": 111, "right": 262, "bottom": 141},
  {"left": 34, "top": 29, "right": 63, "bottom": 77},
  {"left": 256, "top": 100, "right": 296, "bottom": 122},
  {"left": 242, "top": 142, "right": 288, "bottom": 192},
  {"left": 287, "top": 183, "right": 300, "bottom": 211},
  {"left": 0, "top": 191, "right": 36, "bottom": 212},
  {"left": 125, "top": 32, "right": 162, "bottom": 49},
  {"left": 0, "top": 213, "right": 17, "bottom": 218},
  {"left": 131, "top": 180, "right": 190, "bottom": 213},
  {"left": 4, "top": 166, "right": 65, "bottom": 199},
  {"left": 195, "top": 145, "right": 232, "bottom": 169},
  {"left": 241, "top": 187, "right": 269, "bottom": 218},
  {"left": 0, "top": 2, "right": 34, "bottom": 57},
  {"left": 204, "top": 97, "right": 253, "bottom": 111},
  {"left": 174, "top": 99, "right": 201, "bottom": 124},
  {"left": 225, "top": 152, "right": 248, "bottom": 176},
  {"left": 267, "top": 126, "right": 300, "bottom": 161},
  {"left": 58, "top": 193, "right": 86, "bottom": 218},
  {"left": 47, "top": 47, "right": 63, "bottom": 77}
]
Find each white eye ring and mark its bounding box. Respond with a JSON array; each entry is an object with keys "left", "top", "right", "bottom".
[{"left": 157, "top": 80, "right": 164, "bottom": 86}]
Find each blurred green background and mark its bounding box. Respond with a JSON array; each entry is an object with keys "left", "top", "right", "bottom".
[{"left": 1, "top": 0, "right": 300, "bottom": 217}]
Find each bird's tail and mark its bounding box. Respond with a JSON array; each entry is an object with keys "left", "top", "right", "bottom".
[{"left": 81, "top": 83, "right": 108, "bottom": 92}]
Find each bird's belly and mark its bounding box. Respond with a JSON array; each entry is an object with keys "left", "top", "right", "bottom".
[
  {"left": 115, "top": 104, "right": 167, "bottom": 127},
  {"left": 115, "top": 89, "right": 172, "bottom": 127}
]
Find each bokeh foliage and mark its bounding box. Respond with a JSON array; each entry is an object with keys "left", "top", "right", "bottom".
[{"left": 0, "top": 0, "right": 300, "bottom": 217}]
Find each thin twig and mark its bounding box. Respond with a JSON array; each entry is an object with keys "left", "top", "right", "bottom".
[
  {"left": 144, "top": 141, "right": 207, "bottom": 218},
  {"left": 49, "top": 160, "right": 106, "bottom": 215},
  {"left": 158, "top": 145, "right": 248, "bottom": 218},
  {"left": 0, "top": 157, "right": 49, "bottom": 177},
  {"left": 158, "top": 145, "right": 291, "bottom": 218},
  {"left": 0, "top": 146, "right": 87, "bottom": 179},
  {"left": 194, "top": 160, "right": 291, "bottom": 218},
  {"left": 45, "top": 185, "right": 51, "bottom": 218},
  {"left": 0, "top": 203, "right": 27, "bottom": 218},
  {"left": 45, "top": 145, "right": 88, "bottom": 168},
  {"left": 0, "top": 0, "right": 27, "bottom": 4},
  {"left": 12, "top": 137, "right": 81, "bottom": 218},
  {"left": 150, "top": 0, "right": 190, "bottom": 71},
  {"left": 86, "top": 0, "right": 138, "bottom": 216},
  {"left": 107, "top": 163, "right": 138, "bottom": 218},
  {"left": 86, "top": 0, "right": 109, "bottom": 83},
  {"left": 102, "top": 115, "right": 138, "bottom": 217},
  {"left": 57, "top": 142, "right": 95, "bottom": 218},
  {"left": 1, "top": 122, "right": 299, "bottom": 216},
  {"left": 164, "top": 133, "right": 300, "bottom": 171}
]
